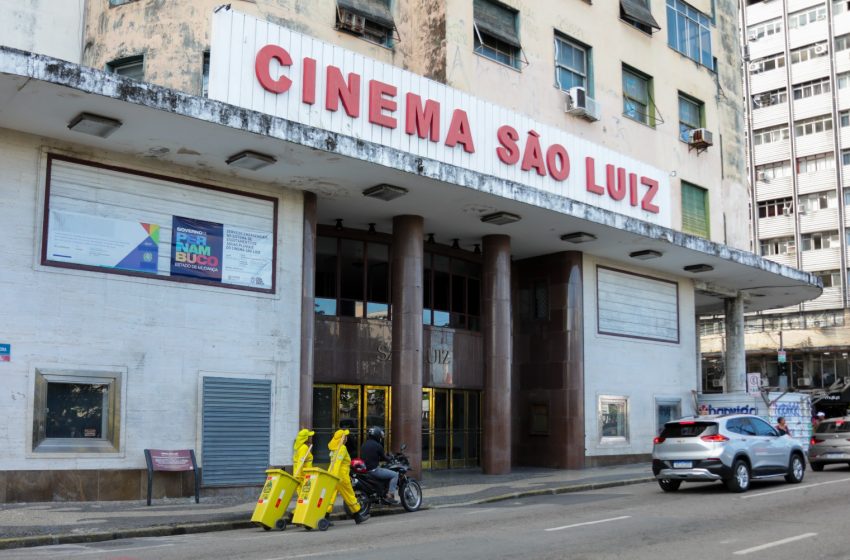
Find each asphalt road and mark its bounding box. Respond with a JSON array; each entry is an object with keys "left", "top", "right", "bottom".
[{"left": 4, "top": 467, "right": 850, "bottom": 560}]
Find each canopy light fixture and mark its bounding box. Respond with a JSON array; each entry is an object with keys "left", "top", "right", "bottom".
[
  {"left": 629, "top": 249, "right": 663, "bottom": 260},
  {"left": 473, "top": 244, "right": 481, "bottom": 254},
  {"left": 335, "top": 219, "right": 344, "bottom": 231},
  {"left": 480, "top": 211, "right": 521, "bottom": 225},
  {"left": 362, "top": 183, "right": 408, "bottom": 201},
  {"left": 684, "top": 264, "right": 714, "bottom": 273},
  {"left": 560, "top": 232, "right": 597, "bottom": 244},
  {"left": 67, "top": 112, "right": 123, "bottom": 138},
  {"left": 427, "top": 233, "right": 436, "bottom": 244},
  {"left": 225, "top": 150, "right": 277, "bottom": 170}
]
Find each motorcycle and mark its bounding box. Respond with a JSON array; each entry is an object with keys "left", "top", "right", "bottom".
[{"left": 347, "top": 444, "right": 423, "bottom": 517}]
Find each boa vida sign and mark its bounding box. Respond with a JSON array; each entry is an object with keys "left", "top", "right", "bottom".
[{"left": 210, "top": 9, "right": 670, "bottom": 226}]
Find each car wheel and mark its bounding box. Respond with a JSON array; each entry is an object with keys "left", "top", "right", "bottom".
[
  {"left": 784, "top": 454, "right": 805, "bottom": 484},
  {"left": 811, "top": 462, "right": 824, "bottom": 472},
  {"left": 725, "top": 459, "right": 750, "bottom": 493},
  {"left": 658, "top": 478, "right": 681, "bottom": 492}
]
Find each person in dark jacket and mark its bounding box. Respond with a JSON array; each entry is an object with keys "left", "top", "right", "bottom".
[{"left": 360, "top": 426, "right": 399, "bottom": 504}]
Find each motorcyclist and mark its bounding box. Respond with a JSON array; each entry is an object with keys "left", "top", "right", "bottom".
[
  {"left": 292, "top": 428, "right": 314, "bottom": 484},
  {"left": 360, "top": 426, "right": 399, "bottom": 504},
  {"left": 327, "top": 429, "right": 368, "bottom": 524}
]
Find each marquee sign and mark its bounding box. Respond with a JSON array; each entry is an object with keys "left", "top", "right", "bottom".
[{"left": 210, "top": 9, "right": 671, "bottom": 227}]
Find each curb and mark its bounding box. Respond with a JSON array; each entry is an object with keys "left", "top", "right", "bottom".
[{"left": 0, "top": 476, "right": 654, "bottom": 551}]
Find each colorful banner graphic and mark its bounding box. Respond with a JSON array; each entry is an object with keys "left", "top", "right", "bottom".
[
  {"left": 47, "top": 210, "right": 159, "bottom": 273},
  {"left": 0, "top": 344, "right": 9, "bottom": 362},
  {"left": 170, "top": 216, "right": 223, "bottom": 281}
]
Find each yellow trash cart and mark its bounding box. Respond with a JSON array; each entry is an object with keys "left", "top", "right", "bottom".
[
  {"left": 290, "top": 467, "right": 340, "bottom": 531},
  {"left": 251, "top": 468, "right": 301, "bottom": 531}
]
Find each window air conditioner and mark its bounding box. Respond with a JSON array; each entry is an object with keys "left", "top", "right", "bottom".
[
  {"left": 752, "top": 97, "right": 763, "bottom": 108},
  {"left": 688, "top": 128, "right": 714, "bottom": 150},
  {"left": 338, "top": 9, "right": 366, "bottom": 33},
  {"left": 798, "top": 377, "right": 812, "bottom": 386},
  {"left": 748, "top": 31, "right": 758, "bottom": 41},
  {"left": 814, "top": 44, "right": 828, "bottom": 55},
  {"left": 756, "top": 171, "right": 768, "bottom": 181},
  {"left": 748, "top": 62, "right": 761, "bottom": 72},
  {"left": 565, "top": 87, "right": 600, "bottom": 122},
  {"left": 711, "top": 379, "right": 724, "bottom": 388},
  {"left": 782, "top": 204, "right": 793, "bottom": 216}
]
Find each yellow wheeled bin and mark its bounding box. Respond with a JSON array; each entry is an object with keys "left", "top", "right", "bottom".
[
  {"left": 290, "top": 467, "right": 340, "bottom": 531},
  {"left": 251, "top": 468, "right": 301, "bottom": 531}
]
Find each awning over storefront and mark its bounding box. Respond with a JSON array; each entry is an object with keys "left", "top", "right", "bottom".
[{"left": 0, "top": 47, "right": 821, "bottom": 314}]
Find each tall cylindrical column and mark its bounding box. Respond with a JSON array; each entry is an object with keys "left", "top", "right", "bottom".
[
  {"left": 391, "top": 215, "right": 424, "bottom": 475},
  {"left": 724, "top": 295, "right": 746, "bottom": 393},
  {"left": 299, "top": 192, "right": 317, "bottom": 428},
  {"left": 482, "top": 234, "right": 512, "bottom": 474}
]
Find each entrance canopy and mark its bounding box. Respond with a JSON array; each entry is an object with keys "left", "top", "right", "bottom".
[{"left": 0, "top": 47, "right": 821, "bottom": 314}]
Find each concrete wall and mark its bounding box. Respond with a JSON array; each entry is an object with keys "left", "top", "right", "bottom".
[
  {"left": 0, "top": 0, "right": 85, "bottom": 62},
  {"left": 582, "top": 254, "right": 698, "bottom": 459},
  {"left": 0, "top": 127, "right": 304, "bottom": 472}
]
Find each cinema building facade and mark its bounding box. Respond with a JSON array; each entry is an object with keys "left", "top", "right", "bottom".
[{"left": 0, "top": 1, "right": 820, "bottom": 501}]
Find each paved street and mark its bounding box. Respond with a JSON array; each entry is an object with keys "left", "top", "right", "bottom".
[{"left": 3, "top": 469, "right": 850, "bottom": 560}]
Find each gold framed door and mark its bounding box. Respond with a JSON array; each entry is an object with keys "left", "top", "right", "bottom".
[
  {"left": 363, "top": 385, "right": 390, "bottom": 451},
  {"left": 421, "top": 389, "right": 432, "bottom": 469},
  {"left": 432, "top": 389, "right": 449, "bottom": 469},
  {"left": 337, "top": 384, "right": 361, "bottom": 460}
]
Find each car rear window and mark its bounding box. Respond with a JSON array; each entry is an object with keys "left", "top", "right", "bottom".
[
  {"left": 660, "top": 422, "right": 717, "bottom": 438},
  {"left": 816, "top": 420, "right": 850, "bottom": 434}
]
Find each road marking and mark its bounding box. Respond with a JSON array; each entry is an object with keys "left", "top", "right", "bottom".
[
  {"left": 733, "top": 533, "right": 817, "bottom": 555},
  {"left": 741, "top": 477, "right": 850, "bottom": 499},
  {"left": 463, "top": 508, "right": 496, "bottom": 515},
  {"left": 70, "top": 543, "right": 175, "bottom": 555},
  {"left": 545, "top": 515, "right": 631, "bottom": 532}
]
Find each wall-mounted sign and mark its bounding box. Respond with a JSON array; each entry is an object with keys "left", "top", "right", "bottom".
[
  {"left": 0, "top": 344, "right": 9, "bottom": 362},
  {"left": 210, "top": 9, "right": 671, "bottom": 227}
]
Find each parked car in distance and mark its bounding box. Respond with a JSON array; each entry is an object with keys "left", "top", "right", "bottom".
[
  {"left": 809, "top": 416, "right": 850, "bottom": 471},
  {"left": 652, "top": 414, "right": 806, "bottom": 493}
]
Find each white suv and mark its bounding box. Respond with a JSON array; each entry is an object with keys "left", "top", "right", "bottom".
[{"left": 652, "top": 414, "right": 806, "bottom": 493}]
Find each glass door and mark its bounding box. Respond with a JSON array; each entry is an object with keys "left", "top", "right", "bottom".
[
  {"left": 312, "top": 385, "right": 335, "bottom": 464},
  {"left": 363, "top": 385, "right": 390, "bottom": 451},
  {"left": 338, "top": 385, "right": 361, "bottom": 459},
  {"left": 421, "top": 389, "right": 432, "bottom": 469},
  {"left": 432, "top": 389, "right": 449, "bottom": 469},
  {"left": 451, "top": 391, "right": 466, "bottom": 468}
]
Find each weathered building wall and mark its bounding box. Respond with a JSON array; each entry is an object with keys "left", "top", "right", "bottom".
[{"left": 0, "top": 0, "right": 84, "bottom": 62}]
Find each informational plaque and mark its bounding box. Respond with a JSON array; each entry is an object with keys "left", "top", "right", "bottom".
[{"left": 144, "top": 449, "right": 199, "bottom": 505}]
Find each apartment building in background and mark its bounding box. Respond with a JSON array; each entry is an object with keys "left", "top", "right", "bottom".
[{"left": 0, "top": 0, "right": 819, "bottom": 502}]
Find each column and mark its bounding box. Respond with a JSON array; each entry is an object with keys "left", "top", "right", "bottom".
[
  {"left": 483, "top": 235, "right": 512, "bottom": 474},
  {"left": 391, "top": 215, "right": 424, "bottom": 475},
  {"left": 564, "top": 253, "right": 585, "bottom": 469},
  {"left": 724, "top": 294, "right": 746, "bottom": 393},
  {"left": 299, "top": 192, "right": 317, "bottom": 428}
]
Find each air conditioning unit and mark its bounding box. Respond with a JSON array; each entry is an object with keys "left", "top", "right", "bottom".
[
  {"left": 798, "top": 377, "right": 812, "bottom": 386},
  {"left": 782, "top": 204, "right": 793, "bottom": 216},
  {"left": 814, "top": 44, "right": 828, "bottom": 55},
  {"left": 752, "top": 97, "right": 763, "bottom": 108},
  {"left": 688, "top": 128, "right": 714, "bottom": 152},
  {"left": 711, "top": 379, "right": 724, "bottom": 388},
  {"left": 565, "top": 87, "right": 600, "bottom": 122},
  {"left": 338, "top": 9, "right": 366, "bottom": 33},
  {"left": 748, "top": 62, "right": 761, "bottom": 72},
  {"left": 748, "top": 31, "right": 759, "bottom": 41},
  {"left": 797, "top": 204, "right": 806, "bottom": 215},
  {"left": 786, "top": 245, "right": 797, "bottom": 256}
]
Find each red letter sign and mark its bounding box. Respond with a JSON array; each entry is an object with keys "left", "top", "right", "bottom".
[
  {"left": 255, "top": 45, "right": 292, "bottom": 94},
  {"left": 325, "top": 66, "right": 361, "bottom": 117},
  {"left": 369, "top": 80, "right": 398, "bottom": 128}
]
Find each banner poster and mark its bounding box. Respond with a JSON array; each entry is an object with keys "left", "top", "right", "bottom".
[
  {"left": 47, "top": 210, "right": 159, "bottom": 273},
  {"left": 170, "top": 216, "right": 223, "bottom": 281},
  {"left": 222, "top": 226, "right": 274, "bottom": 288}
]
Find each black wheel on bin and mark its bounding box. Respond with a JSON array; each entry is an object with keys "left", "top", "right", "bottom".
[
  {"left": 317, "top": 517, "right": 330, "bottom": 531},
  {"left": 275, "top": 518, "right": 287, "bottom": 531},
  {"left": 262, "top": 525, "right": 271, "bottom": 531},
  {"left": 400, "top": 480, "right": 423, "bottom": 512}
]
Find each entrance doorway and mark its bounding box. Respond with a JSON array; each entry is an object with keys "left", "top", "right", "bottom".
[
  {"left": 422, "top": 388, "right": 480, "bottom": 469},
  {"left": 312, "top": 384, "right": 390, "bottom": 463}
]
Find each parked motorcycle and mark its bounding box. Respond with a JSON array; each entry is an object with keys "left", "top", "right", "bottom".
[{"left": 347, "top": 444, "right": 423, "bottom": 516}]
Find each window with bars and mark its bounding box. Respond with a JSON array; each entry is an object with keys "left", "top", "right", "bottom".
[
  {"left": 757, "top": 197, "right": 793, "bottom": 218},
  {"left": 335, "top": 0, "right": 396, "bottom": 47},
  {"left": 623, "top": 66, "right": 653, "bottom": 126},
  {"left": 797, "top": 152, "right": 835, "bottom": 174},
  {"left": 759, "top": 236, "right": 795, "bottom": 256},
  {"left": 106, "top": 55, "right": 144, "bottom": 81},
  {"left": 750, "top": 53, "right": 785, "bottom": 74},
  {"left": 793, "top": 78, "right": 831, "bottom": 100},
  {"left": 752, "top": 124, "right": 789, "bottom": 146},
  {"left": 799, "top": 190, "right": 837, "bottom": 213},
  {"left": 747, "top": 17, "right": 782, "bottom": 41},
  {"left": 794, "top": 114, "right": 833, "bottom": 136},
  {"left": 666, "top": 0, "right": 713, "bottom": 69},
  {"left": 555, "top": 34, "right": 589, "bottom": 92},
  {"left": 752, "top": 88, "right": 787, "bottom": 108},
  {"left": 473, "top": 0, "right": 522, "bottom": 69},
  {"left": 801, "top": 230, "right": 840, "bottom": 250},
  {"left": 790, "top": 43, "right": 828, "bottom": 64},
  {"left": 787, "top": 4, "right": 827, "bottom": 29},
  {"left": 678, "top": 94, "right": 703, "bottom": 142},
  {"left": 681, "top": 182, "right": 709, "bottom": 237}
]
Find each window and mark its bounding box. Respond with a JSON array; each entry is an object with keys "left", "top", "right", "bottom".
[
  {"left": 678, "top": 94, "right": 703, "bottom": 142},
  {"left": 747, "top": 17, "right": 782, "bottom": 41},
  {"left": 656, "top": 399, "right": 682, "bottom": 435},
  {"left": 814, "top": 269, "right": 841, "bottom": 287},
  {"left": 757, "top": 197, "right": 793, "bottom": 218},
  {"left": 755, "top": 160, "right": 792, "bottom": 180},
  {"left": 787, "top": 4, "right": 827, "bottom": 29},
  {"left": 841, "top": 111, "right": 850, "bottom": 128},
  {"left": 752, "top": 88, "right": 787, "bottom": 108},
  {"left": 792, "top": 78, "right": 830, "bottom": 100},
  {"left": 801, "top": 230, "right": 840, "bottom": 250},
  {"left": 836, "top": 33, "right": 850, "bottom": 52},
  {"left": 108, "top": 0, "right": 137, "bottom": 5},
  {"left": 836, "top": 0, "right": 850, "bottom": 14},
  {"left": 623, "top": 66, "right": 653, "bottom": 125},
  {"left": 838, "top": 72, "right": 850, "bottom": 90},
  {"left": 621, "top": 0, "right": 661, "bottom": 34},
  {"left": 335, "top": 0, "right": 396, "bottom": 47},
  {"left": 202, "top": 51, "right": 210, "bottom": 97},
  {"left": 794, "top": 114, "right": 833, "bottom": 136},
  {"left": 790, "top": 43, "right": 828, "bottom": 64},
  {"left": 555, "top": 34, "right": 589, "bottom": 91},
  {"left": 32, "top": 368, "right": 122, "bottom": 453},
  {"left": 666, "top": 0, "right": 714, "bottom": 69},
  {"left": 681, "top": 181, "right": 709, "bottom": 237},
  {"left": 423, "top": 252, "right": 482, "bottom": 331},
  {"left": 799, "top": 190, "right": 837, "bottom": 213},
  {"left": 749, "top": 53, "right": 785, "bottom": 74},
  {"left": 106, "top": 55, "right": 144, "bottom": 81},
  {"left": 315, "top": 235, "right": 390, "bottom": 319},
  {"left": 845, "top": 187, "right": 850, "bottom": 206},
  {"left": 759, "top": 236, "right": 795, "bottom": 256},
  {"left": 797, "top": 152, "right": 835, "bottom": 174},
  {"left": 752, "top": 124, "right": 789, "bottom": 146},
  {"left": 473, "top": 0, "right": 522, "bottom": 69},
  {"left": 599, "top": 396, "right": 629, "bottom": 442}
]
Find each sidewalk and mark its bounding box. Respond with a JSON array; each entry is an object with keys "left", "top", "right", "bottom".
[{"left": 0, "top": 463, "right": 653, "bottom": 550}]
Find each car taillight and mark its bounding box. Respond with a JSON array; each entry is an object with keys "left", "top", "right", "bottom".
[
  {"left": 653, "top": 436, "right": 665, "bottom": 444},
  {"left": 700, "top": 434, "right": 729, "bottom": 442},
  {"left": 812, "top": 438, "right": 824, "bottom": 445}
]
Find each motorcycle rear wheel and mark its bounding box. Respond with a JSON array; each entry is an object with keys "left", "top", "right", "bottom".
[
  {"left": 400, "top": 479, "right": 422, "bottom": 512},
  {"left": 350, "top": 489, "right": 370, "bottom": 518}
]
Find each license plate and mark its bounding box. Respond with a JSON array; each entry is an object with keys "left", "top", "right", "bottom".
[
  {"left": 672, "top": 461, "right": 692, "bottom": 469},
  {"left": 825, "top": 452, "right": 844, "bottom": 458}
]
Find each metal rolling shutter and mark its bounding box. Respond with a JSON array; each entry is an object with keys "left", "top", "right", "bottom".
[{"left": 202, "top": 376, "right": 271, "bottom": 486}]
